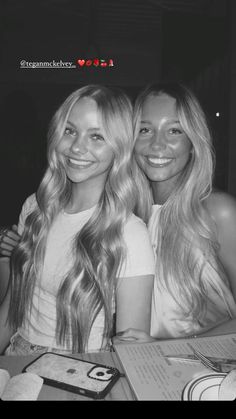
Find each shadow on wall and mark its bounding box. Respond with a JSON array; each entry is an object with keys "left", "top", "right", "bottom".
[{"left": 0, "top": 90, "right": 47, "bottom": 226}]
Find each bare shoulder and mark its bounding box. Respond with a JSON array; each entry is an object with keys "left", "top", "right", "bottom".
[{"left": 205, "top": 190, "right": 236, "bottom": 226}]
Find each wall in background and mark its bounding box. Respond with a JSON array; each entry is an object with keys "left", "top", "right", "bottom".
[
  {"left": 228, "top": 1, "right": 236, "bottom": 196},
  {"left": 0, "top": 0, "right": 233, "bottom": 224}
]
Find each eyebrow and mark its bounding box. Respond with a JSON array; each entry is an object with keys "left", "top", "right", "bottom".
[
  {"left": 67, "top": 120, "right": 102, "bottom": 131},
  {"left": 140, "top": 119, "right": 180, "bottom": 124}
]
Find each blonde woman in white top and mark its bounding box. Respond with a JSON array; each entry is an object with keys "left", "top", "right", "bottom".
[
  {"left": 0, "top": 85, "right": 154, "bottom": 355},
  {"left": 115, "top": 82, "right": 236, "bottom": 344}
]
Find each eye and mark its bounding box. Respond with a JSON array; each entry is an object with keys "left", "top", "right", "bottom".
[
  {"left": 91, "top": 133, "right": 105, "bottom": 142},
  {"left": 139, "top": 127, "right": 152, "bottom": 135},
  {"left": 168, "top": 127, "right": 183, "bottom": 135},
  {"left": 64, "top": 127, "right": 77, "bottom": 137}
]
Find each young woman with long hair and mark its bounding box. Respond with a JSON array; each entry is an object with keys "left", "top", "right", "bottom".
[
  {"left": 115, "top": 81, "right": 236, "bottom": 343},
  {"left": 0, "top": 85, "right": 154, "bottom": 354}
]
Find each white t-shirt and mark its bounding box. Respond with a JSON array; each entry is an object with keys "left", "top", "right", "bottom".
[
  {"left": 17, "top": 194, "right": 155, "bottom": 352},
  {"left": 149, "top": 204, "right": 236, "bottom": 339}
]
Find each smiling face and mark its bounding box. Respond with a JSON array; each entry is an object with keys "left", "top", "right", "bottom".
[
  {"left": 57, "top": 97, "right": 114, "bottom": 194},
  {"left": 134, "top": 93, "right": 192, "bottom": 192}
]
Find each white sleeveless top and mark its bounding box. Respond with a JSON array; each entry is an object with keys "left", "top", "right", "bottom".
[{"left": 148, "top": 204, "right": 236, "bottom": 338}]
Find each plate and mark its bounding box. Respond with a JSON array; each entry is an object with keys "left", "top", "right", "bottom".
[{"left": 182, "top": 373, "right": 226, "bottom": 400}]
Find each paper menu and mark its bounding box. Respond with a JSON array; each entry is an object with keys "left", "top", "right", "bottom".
[
  {"left": 114, "top": 334, "right": 236, "bottom": 400},
  {"left": 155, "top": 333, "right": 236, "bottom": 359}
]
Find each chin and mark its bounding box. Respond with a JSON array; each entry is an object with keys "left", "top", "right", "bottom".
[{"left": 146, "top": 170, "right": 170, "bottom": 183}]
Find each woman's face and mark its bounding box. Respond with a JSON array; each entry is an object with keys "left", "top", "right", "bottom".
[
  {"left": 57, "top": 97, "right": 114, "bottom": 191},
  {"left": 134, "top": 93, "right": 192, "bottom": 186}
]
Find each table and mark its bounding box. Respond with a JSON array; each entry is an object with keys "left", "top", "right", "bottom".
[
  {"left": 1, "top": 320, "right": 236, "bottom": 401},
  {"left": 0, "top": 351, "right": 135, "bottom": 401}
]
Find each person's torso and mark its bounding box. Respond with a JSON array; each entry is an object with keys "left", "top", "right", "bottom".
[
  {"left": 19, "top": 205, "right": 108, "bottom": 352},
  {"left": 148, "top": 204, "right": 236, "bottom": 339}
]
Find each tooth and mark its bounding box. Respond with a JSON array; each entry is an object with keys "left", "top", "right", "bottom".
[
  {"left": 69, "top": 158, "right": 91, "bottom": 166},
  {"left": 148, "top": 157, "right": 171, "bottom": 164}
]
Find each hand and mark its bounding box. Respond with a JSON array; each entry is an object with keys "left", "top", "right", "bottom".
[
  {"left": 0, "top": 225, "right": 21, "bottom": 258},
  {"left": 112, "top": 328, "right": 156, "bottom": 346}
]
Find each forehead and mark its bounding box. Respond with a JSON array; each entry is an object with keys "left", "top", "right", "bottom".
[
  {"left": 141, "top": 93, "right": 177, "bottom": 121},
  {"left": 68, "top": 97, "right": 101, "bottom": 123}
]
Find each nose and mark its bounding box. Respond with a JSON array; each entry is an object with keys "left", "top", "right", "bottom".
[
  {"left": 150, "top": 130, "right": 166, "bottom": 150},
  {"left": 70, "top": 133, "right": 87, "bottom": 154}
]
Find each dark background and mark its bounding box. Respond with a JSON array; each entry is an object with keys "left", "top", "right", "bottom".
[{"left": 0, "top": 0, "right": 235, "bottom": 225}]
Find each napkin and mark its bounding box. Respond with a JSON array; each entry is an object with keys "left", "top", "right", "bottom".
[
  {"left": 1, "top": 372, "right": 44, "bottom": 401},
  {"left": 218, "top": 370, "right": 236, "bottom": 400}
]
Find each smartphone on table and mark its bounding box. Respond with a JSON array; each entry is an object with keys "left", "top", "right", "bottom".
[{"left": 22, "top": 352, "right": 120, "bottom": 399}]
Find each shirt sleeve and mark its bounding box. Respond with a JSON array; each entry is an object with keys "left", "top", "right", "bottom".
[
  {"left": 118, "top": 214, "right": 155, "bottom": 278},
  {"left": 17, "top": 193, "right": 37, "bottom": 235}
]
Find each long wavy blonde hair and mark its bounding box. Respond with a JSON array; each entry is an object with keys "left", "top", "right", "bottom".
[
  {"left": 9, "top": 85, "right": 141, "bottom": 352},
  {"left": 133, "top": 82, "right": 226, "bottom": 321}
]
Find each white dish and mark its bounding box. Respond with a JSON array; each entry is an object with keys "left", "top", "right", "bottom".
[{"left": 182, "top": 373, "right": 226, "bottom": 400}]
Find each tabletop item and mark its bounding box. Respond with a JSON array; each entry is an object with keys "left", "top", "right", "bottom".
[
  {"left": 182, "top": 373, "right": 227, "bottom": 400},
  {"left": 0, "top": 369, "right": 43, "bottom": 400},
  {"left": 218, "top": 370, "right": 236, "bottom": 400},
  {"left": 193, "top": 350, "right": 230, "bottom": 373},
  {"left": 165, "top": 354, "right": 236, "bottom": 364},
  {"left": 114, "top": 333, "right": 236, "bottom": 400},
  {"left": 166, "top": 352, "right": 236, "bottom": 373},
  {"left": 22, "top": 352, "right": 121, "bottom": 399},
  {"left": 183, "top": 370, "right": 236, "bottom": 401}
]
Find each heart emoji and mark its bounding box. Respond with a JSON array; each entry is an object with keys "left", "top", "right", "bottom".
[
  {"left": 77, "top": 59, "right": 85, "bottom": 66},
  {"left": 93, "top": 58, "right": 99, "bottom": 67}
]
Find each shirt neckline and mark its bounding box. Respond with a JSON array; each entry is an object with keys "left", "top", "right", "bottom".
[{"left": 63, "top": 204, "right": 97, "bottom": 216}]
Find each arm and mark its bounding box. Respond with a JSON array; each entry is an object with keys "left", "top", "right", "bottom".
[
  {"left": 113, "top": 216, "right": 155, "bottom": 344},
  {"left": 0, "top": 225, "right": 20, "bottom": 257},
  {"left": 113, "top": 328, "right": 156, "bottom": 345},
  {"left": 114, "top": 193, "right": 236, "bottom": 345},
  {"left": 0, "top": 225, "right": 21, "bottom": 304},
  {"left": 199, "top": 318, "right": 236, "bottom": 337},
  {"left": 182, "top": 192, "right": 236, "bottom": 339},
  {"left": 207, "top": 192, "right": 236, "bottom": 301},
  {"left": 0, "top": 259, "right": 10, "bottom": 304},
  {"left": 0, "top": 197, "right": 33, "bottom": 352},
  {"left": 0, "top": 286, "right": 14, "bottom": 354},
  {"left": 0, "top": 194, "right": 36, "bottom": 260},
  {"left": 113, "top": 317, "right": 236, "bottom": 343},
  {"left": 115, "top": 274, "right": 154, "bottom": 334},
  {"left": 113, "top": 216, "right": 155, "bottom": 342}
]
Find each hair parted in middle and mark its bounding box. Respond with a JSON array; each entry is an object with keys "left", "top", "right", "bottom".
[
  {"left": 133, "top": 82, "right": 227, "bottom": 321},
  {"left": 9, "top": 84, "right": 144, "bottom": 352}
]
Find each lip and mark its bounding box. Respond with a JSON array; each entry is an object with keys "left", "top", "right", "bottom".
[
  {"left": 67, "top": 157, "right": 95, "bottom": 169},
  {"left": 145, "top": 155, "right": 173, "bottom": 168}
]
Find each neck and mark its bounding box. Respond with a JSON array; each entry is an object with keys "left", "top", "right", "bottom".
[
  {"left": 151, "top": 179, "right": 174, "bottom": 205},
  {"left": 66, "top": 183, "right": 102, "bottom": 213},
  {"left": 150, "top": 169, "right": 185, "bottom": 205}
]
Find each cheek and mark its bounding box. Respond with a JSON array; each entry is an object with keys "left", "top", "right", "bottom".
[
  {"left": 171, "top": 138, "right": 192, "bottom": 157},
  {"left": 106, "top": 152, "right": 114, "bottom": 167},
  {"left": 134, "top": 140, "right": 145, "bottom": 155},
  {"left": 134, "top": 146, "right": 143, "bottom": 163},
  {"left": 56, "top": 137, "right": 68, "bottom": 152},
  {"left": 97, "top": 146, "right": 114, "bottom": 165}
]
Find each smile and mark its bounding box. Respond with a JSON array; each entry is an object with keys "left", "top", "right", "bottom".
[
  {"left": 146, "top": 156, "right": 173, "bottom": 167},
  {"left": 68, "top": 157, "right": 95, "bottom": 168}
]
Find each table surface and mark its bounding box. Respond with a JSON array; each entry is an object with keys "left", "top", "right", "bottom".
[
  {"left": 0, "top": 351, "right": 135, "bottom": 401},
  {"left": 1, "top": 319, "right": 236, "bottom": 401}
]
